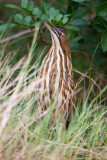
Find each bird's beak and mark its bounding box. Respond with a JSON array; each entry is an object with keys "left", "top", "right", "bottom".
[{"left": 43, "top": 20, "right": 58, "bottom": 35}]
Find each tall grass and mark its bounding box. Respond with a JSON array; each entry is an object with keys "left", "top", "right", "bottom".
[{"left": 0, "top": 25, "right": 107, "bottom": 160}]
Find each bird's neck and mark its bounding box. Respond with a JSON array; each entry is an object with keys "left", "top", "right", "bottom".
[
  {"left": 51, "top": 35, "right": 71, "bottom": 61},
  {"left": 51, "top": 42, "right": 71, "bottom": 61}
]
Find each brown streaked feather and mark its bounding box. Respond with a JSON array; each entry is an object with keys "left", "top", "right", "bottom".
[
  {"left": 58, "top": 29, "right": 71, "bottom": 60},
  {"left": 37, "top": 22, "right": 76, "bottom": 126}
]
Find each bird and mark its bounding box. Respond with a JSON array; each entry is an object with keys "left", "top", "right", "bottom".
[{"left": 37, "top": 20, "right": 76, "bottom": 126}]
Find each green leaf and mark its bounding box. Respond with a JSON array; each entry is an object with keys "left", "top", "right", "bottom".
[
  {"left": 55, "top": 14, "right": 62, "bottom": 21},
  {"left": 0, "top": 23, "right": 15, "bottom": 32},
  {"left": 65, "top": 25, "right": 79, "bottom": 31},
  {"left": 41, "top": 2, "right": 48, "bottom": 15},
  {"left": 62, "top": 17, "right": 68, "bottom": 24},
  {"left": 94, "top": 17, "right": 107, "bottom": 32},
  {"left": 27, "top": 1, "right": 34, "bottom": 12},
  {"left": 14, "top": 14, "right": 23, "bottom": 24},
  {"left": 5, "top": 4, "right": 22, "bottom": 11},
  {"left": 24, "top": 16, "right": 32, "bottom": 25},
  {"left": 41, "top": 14, "right": 48, "bottom": 21},
  {"left": 49, "top": 7, "right": 56, "bottom": 18},
  {"left": 75, "top": 7, "right": 88, "bottom": 18},
  {"left": 21, "top": 0, "right": 28, "bottom": 9},
  {"left": 71, "top": 36, "right": 82, "bottom": 42},
  {"left": 71, "top": 19, "right": 86, "bottom": 25},
  {"left": 21, "top": 20, "right": 26, "bottom": 26},
  {"left": 64, "top": 14, "right": 72, "bottom": 17},
  {"left": 51, "top": 19, "right": 63, "bottom": 25},
  {"left": 55, "top": 10, "right": 60, "bottom": 15},
  {"left": 31, "top": 22, "right": 37, "bottom": 28},
  {"left": 90, "top": 0, "right": 101, "bottom": 8},
  {"left": 51, "top": 19, "right": 58, "bottom": 25},
  {"left": 32, "top": 7, "right": 40, "bottom": 16},
  {"left": 96, "top": 2, "right": 107, "bottom": 21},
  {"left": 101, "top": 30, "right": 107, "bottom": 52},
  {"left": 70, "top": 42, "right": 80, "bottom": 50},
  {"left": 67, "top": 30, "right": 75, "bottom": 39}
]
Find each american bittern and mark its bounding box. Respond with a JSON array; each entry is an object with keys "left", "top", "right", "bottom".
[{"left": 37, "top": 20, "right": 76, "bottom": 125}]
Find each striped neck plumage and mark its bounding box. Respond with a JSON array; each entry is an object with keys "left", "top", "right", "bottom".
[
  {"left": 43, "top": 20, "right": 71, "bottom": 60},
  {"left": 51, "top": 34, "right": 61, "bottom": 50}
]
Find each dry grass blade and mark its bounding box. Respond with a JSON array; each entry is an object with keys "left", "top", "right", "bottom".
[
  {"left": 0, "top": 57, "right": 26, "bottom": 97},
  {"left": 74, "top": 69, "right": 102, "bottom": 101},
  {"left": 0, "top": 74, "right": 43, "bottom": 136},
  {"left": 0, "top": 25, "right": 106, "bottom": 160},
  {"left": 0, "top": 29, "right": 36, "bottom": 44}
]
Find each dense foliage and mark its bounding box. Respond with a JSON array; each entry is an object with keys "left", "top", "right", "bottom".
[{"left": 4, "top": 0, "right": 107, "bottom": 72}]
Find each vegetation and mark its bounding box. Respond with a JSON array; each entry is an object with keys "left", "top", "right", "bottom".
[{"left": 0, "top": 0, "right": 107, "bottom": 159}]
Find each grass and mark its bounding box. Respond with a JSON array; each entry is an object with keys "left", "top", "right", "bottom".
[{"left": 0, "top": 24, "right": 107, "bottom": 160}]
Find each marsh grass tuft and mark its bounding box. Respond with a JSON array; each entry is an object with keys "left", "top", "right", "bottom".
[{"left": 0, "top": 26, "right": 107, "bottom": 160}]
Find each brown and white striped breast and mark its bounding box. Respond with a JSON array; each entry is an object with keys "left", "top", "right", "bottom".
[{"left": 37, "top": 43, "right": 76, "bottom": 120}]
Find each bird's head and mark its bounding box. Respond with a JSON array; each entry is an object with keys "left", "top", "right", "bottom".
[{"left": 43, "top": 20, "right": 71, "bottom": 59}]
